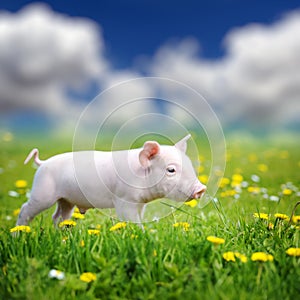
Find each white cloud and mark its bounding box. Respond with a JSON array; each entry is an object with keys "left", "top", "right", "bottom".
[
  {"left": 149, "top": 11, "right": 300, "bottom": 128},
  {"left": 0, "top": 3, "right": 107, "bottom": 117},
  {"left": 1, "top": 4, "right": 300, "bottom": 133}
]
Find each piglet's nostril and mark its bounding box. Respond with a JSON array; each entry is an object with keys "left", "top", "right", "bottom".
[{"left": 193, "top": 185, "right": 207, "bottom": 199}]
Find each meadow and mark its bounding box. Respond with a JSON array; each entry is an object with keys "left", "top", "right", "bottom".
[{"left": 0, "top": 133, "right": 300, "bottom": 300}]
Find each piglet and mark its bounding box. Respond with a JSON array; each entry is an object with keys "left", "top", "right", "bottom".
[{"left": 16, "top": 134, "right": 206, "bottom": 225}]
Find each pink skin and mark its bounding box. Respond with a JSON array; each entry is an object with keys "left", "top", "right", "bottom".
[{"left": 17, "top": 134, "right": 206, "bottom": 226}]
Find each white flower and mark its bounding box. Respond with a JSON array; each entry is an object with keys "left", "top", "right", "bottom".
[
  {"left": 8, "top": 191, "right": 19, "bottom": 197},
  {"left": 241, "top": 181, "right": 249, "bottom": 188},
  {"left": 48, "top": 269, "right": 65, "bottom": 280},
  {"left": 251, "top": 175, "right": 260, "bottom": 183},
  {"left": 269, "top": 195, "right": 279, "bottom": 202}
]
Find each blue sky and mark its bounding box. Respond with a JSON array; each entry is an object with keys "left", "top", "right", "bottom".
[
  {"left": 0, "top": 0, "right": 300, "bottom": 133},
  {"left": 1, "top": 0, "right": 299, "bottom": 67}
]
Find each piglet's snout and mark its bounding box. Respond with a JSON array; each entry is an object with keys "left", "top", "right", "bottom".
[{"left": 192, "top": 184, "right": 207, "bottom": 199}]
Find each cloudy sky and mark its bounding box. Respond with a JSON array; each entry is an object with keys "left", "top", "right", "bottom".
[{"left": 0, "top": 0, "right": 300, "bottom": 135}]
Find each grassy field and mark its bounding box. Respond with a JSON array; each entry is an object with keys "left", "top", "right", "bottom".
[{"left": 0, "top": 133, "right": 300, "bottom": 300}]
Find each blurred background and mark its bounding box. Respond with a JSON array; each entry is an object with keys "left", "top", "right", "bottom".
[{"left": 0, "top": 0, "right": 300, "bottom": 143}]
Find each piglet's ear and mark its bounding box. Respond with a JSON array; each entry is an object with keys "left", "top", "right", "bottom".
[
  {"left": 175, "top": 134, "right": 191, "bottom": 153},
  {"left": 139, "top": 141, "right": 160, "bottom": 168}
]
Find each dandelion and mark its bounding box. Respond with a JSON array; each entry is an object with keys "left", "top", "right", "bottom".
[
  {"left": 292, "top": 215, "right": 300, "bottom": 223},
  {"left": 282, "top": 188, "right": 292, "bottom": 196},
  {"left": 109, "top": 222, "right": 127, "bottom": 231},
  {"left": 223, "top": 251, "right": 236, "bottom": 262},
  {"left": 198, "top": 175, "right": 208, "bottom": 184},
  {"left": 219, "top": 177, "right": 230, "bottom": 188},
  {"left": 258, "top": 164, "right": 268, "bottom": 172},
  {"left": 268, "top": 223, "right": 274, "bottom": 230},
  {"left": 15, "top": 180, "right": 27, "bottom": 189},
  {"left": 232, "top": 174, "right": 243, "bottom": 183},
  {"left": 251, "top": 252, "right": 274, "bottom": 262},
  {"left": 234, "top": 252, "right": 248, "bottom": 263},
  {"left": 48, "top": 269, "right": 65, "bottom": 280},
  {"left": 74, "top": 207, "right": 80, "bottom": 213},
  {"left": 13, "top": 208, "right": 20, "bottom": 216},
  {"left": 248, "top": 186, "right": 261, "bottom": 194},
  {"left": 253, "top": 213, "right": 269, "bottom": 220},
  {"left": 173, "top": 222, "right": 190, "bottom": 231},
  {"left": 274, "top": 213, "right": 289, "bottom": 220},
  {"left": 10, "top": 225, "right": 31, "bottom": 233},
  {"left": 279, "top": 151, "right": 289, "bottom": 159},
  {"left": 80, "top": 240, "right": 85, "bottom": 247},
  {"left": 58, "top": 220, "right": 76, "bottom": 228},
  {"left": 88, "top": 229, "right": 100, "bottom": 235},
  {"left": 286, "top": 248, "right": 300, "bottom": 257},
  {"left": 153, "top": 250, "right": 157, "bottom": 257},
  {"left": 130, "top": 234, "right": 138, "bottom": 239},
  {"left": 220, "top": 190, "right": 237, "bottom": 197},
  {"left": 248, "top": 153, "right": 257, "bottom": 162},
  {"left": 80, "top": 272, "right": 97, "bottom": 283},
  {"left": 72, "top": 212, "right": 85, "bottom": 219},
  {"left": 206, "top": 236, "right": 225, "bottom": 245},
  {"left": 222, "top": 252, "right": 248, "bottom": 263},
  {"left": 184, "top": 199, "right": 197, "bottom": 208}
]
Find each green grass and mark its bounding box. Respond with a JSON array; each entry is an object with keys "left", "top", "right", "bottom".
[{"left": 0, "top": 134, "right": 300, "bottom": 300}]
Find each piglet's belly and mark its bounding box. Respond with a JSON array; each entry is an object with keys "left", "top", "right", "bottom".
[{"left": 55, "top": 178, "right": 115, "bottom": 209}]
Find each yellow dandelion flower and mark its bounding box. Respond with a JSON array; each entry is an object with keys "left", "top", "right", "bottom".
[
  {"left": 206, "top": 236, "right": 225, "bottom": 245},
  {"left": 286, "top": 248, "right": 300, "bottom": 257},
  {"left": 231, "top": 181, "right": 241, "bottom": 188},
  {"left": 173, "top": 222, "right": 190, "bottom": 231},
  {"left": 234, "top": 252, "right": 248, "bottom": 263},
  {"left": 292, "top": 215, "right": 300, "bottom": 223},
  {"left": 184, "top": 199, "right": 198, "bottom": 208},
  {"left": 74, "top": 207, "right": 80, "bottom": 213},
  {"left": 80, "top": 272, "right": 97, "bottom": 283},
  {"left": 219, "top": 177, "right": 230, "bottom": 188},
  {"left": 80, "top": 240, "right": 85, "bottom": 247},
  {"left": 274, "top": 213, "right": 289, "bottom": 220},
  {"left": 15, "top": 180, "right": 27, "bottom": 189},
  {"left": 248, "top": 186, "right": 261, "bottom": 194},
  {"left": 279, "top": 151, "right": 289, "bottom": 159},
  {"left": 223, "top": 251, "right": 236, "bottom": 262},
  {"left": 88, "top": 229, "right": 100, "bottom": 235},
  {"left": 153, "top": 250, "right": 157, "bottom": 257},
  {"left": 198, "top": 175, "right": 208, "bottom": 184},
  {"left": 251, "top": 252, "right": 273, "bottom": 262},
  {"left": 10, "top": 225, "right": 31, "bottom": 233},
  {"left": 282, "top": 188, "right": 292, "bottom": 196},
  {"left": 13, "top": 208, "right": 21, "bottom": 216},
  {"left": 232, "top": 174, "right": 243, "bottom": 183},
  {"left": 253, "top": 213, "right": 269, "bottom": 220},
  {"left": 268, "top": 223, "right": 274, "bottom": 230},
  {"left": 248, "top": 153, "right": 257, "bottom": 162},
  {"left": 58, "top": 220, "right": 77, "bottom": 228},
  {"left": 130, "top": 234, "right": 138, "bottom": 239},
  {"left": 258, "top": 164, "right": 268, "bottom": 172},
  {"left": 72, "top": 212, "right": 85, "bottom": 219},
  {"left": 109, "top": 222, "right": 127, "bottom": 231},
  {"left": 198, "top": 165, "right": 205, "bottom": 173}
]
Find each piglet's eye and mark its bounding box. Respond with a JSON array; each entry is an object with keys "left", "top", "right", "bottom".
[{"left": 166, "top": 165, "right": 176, "bottom": 175}]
